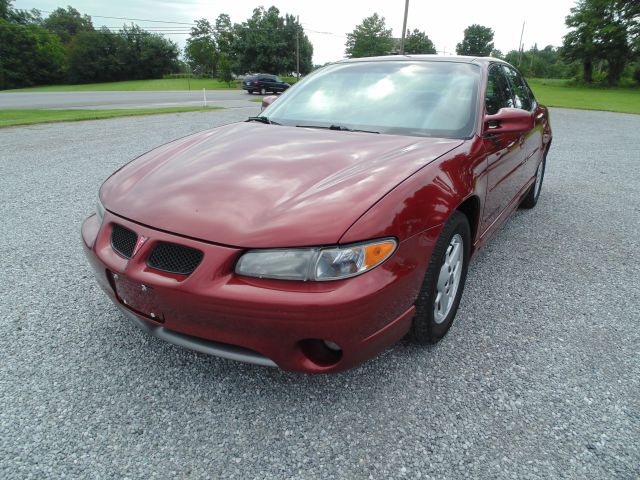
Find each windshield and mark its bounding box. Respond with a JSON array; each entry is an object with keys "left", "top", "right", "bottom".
[{"left": 263, "top": 60, "right": 480, "bottom": 139}]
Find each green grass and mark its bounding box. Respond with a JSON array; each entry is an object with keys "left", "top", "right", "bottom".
[
  {"left": 527, "top": 78, "right": 640, "bottom": 114},
  {"left": 0, "top": 106, "right": 222, "bottom": 128},
  {"left": 6, "top": 78, "right": 238, "bottom": 92}
]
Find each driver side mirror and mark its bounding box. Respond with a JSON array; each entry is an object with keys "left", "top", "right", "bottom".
[
  {"left": 483, "top": 108, "right": 534, "bottom": 135},
  {"left": 261, "top": 95, "right": 278, "bottom": 112}
]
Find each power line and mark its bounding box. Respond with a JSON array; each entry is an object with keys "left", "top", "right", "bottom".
[{"left": 32, "top": 9, "right": 196, "bottom": 25}]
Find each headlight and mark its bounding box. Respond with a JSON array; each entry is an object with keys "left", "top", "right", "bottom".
[
  {"left": 235, "top": 239, "right": 397, "bottom": 281},
  {"left": 96, "top": 196, "right": 105, "bottom": 223}
]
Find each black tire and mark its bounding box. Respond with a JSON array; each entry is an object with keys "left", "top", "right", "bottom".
[
  {"left": 520, "top": 156, "right": 546, "bottom": 209},
  {"left": 412, "top": 211, "right": 471, "bottom": 344},
  {"left": 247, "top": 90, "right": 254, "bottom": 94}
]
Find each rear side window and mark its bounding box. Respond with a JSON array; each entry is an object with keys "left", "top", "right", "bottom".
[
  {"left": 503, "top": 66, "right": 533, "bottom": 111},
  {"left": 485, "top": 65, "right": 514, "bottom": 115}
]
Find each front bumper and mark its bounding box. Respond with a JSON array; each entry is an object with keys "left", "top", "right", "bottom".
[{"left": 82, "top": 211, "right": 436, "bottom": 373}]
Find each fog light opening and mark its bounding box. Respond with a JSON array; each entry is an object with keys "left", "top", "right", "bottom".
[
  {"left": 323, "top": 340, "right": 341, "bottom": 352},
  {"left": 298, "top": 339, "right": 343, "bottom": 367}
]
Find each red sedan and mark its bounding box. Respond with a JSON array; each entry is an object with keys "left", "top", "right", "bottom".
[{"left": 82, "top": 56, "right": 552, "bottom": 373}]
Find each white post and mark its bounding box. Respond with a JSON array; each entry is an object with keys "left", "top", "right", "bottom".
[{"left": 203, "top": 88, "right": 207, "bottom": 107}]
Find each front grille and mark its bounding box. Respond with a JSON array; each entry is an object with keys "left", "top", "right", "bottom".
[
  {"left": 147, "top": 242, "right": 203, "bottom": 275},
  {"left": 111, "top": 224, "right": 138, "bottom": 258}
]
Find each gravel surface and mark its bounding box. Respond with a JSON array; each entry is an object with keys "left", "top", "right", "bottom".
[
  {"left": 1, "top": 107, "right": 638, "bottom": 479},
  {"left": 0, "top": 90, "right": 257, "bottom": 109}
]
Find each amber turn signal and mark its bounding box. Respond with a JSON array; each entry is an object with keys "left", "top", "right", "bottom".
[{"left": 364, "top": 241, "right": 396, "bottom": 268}]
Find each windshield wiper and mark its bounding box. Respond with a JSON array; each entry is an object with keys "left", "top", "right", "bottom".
[
  {"left": 296, "top": 124, "right": 379, "bottom": 134},
  {"left": 247, "top": 116, "right": 280, "bottom": 125}
]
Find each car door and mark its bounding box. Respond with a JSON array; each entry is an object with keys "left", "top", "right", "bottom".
[
  {"left": 481, "top": 64, "right": 529, "bottom": 228},
  {"left": 263, "top": 75, "right": 276, "bottom": 92},
  {"left": 503, "top": 65, "right": 545, "bottom": 190}
]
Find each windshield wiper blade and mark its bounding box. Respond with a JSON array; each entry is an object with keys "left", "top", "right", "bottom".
[
  {"left": 296, "top": 124, "right": 379, "bottom": 134},
  {"left": 247, "top": 116, "right": 280, "bottom": 125}
]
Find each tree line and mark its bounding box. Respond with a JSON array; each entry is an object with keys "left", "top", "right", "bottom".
[
  {"left": 345, "top": 2, "right": 639, "bottom": 85},
  {"left": 0, "top": 2, "right": 313, "bottom": 90},
  {"left": 1, "top": 0, "right": 638, "bottom": 89},
  {"left": 0, "top": 1, "right": 180, "bottom": 89},
  {"left": 184, "top": 6, "right": 313, "bottom": 83}
]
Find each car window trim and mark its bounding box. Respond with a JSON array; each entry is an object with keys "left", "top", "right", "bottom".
[
  {"left": 486, "top": 63, "right": 513, "bottom": 116},
  {"left": 503, "top": 65, "right": 535, "bottom": 113}
]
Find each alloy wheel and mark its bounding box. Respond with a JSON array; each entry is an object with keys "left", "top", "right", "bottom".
[{"left": 434, "top": 234, "right": 464, "bottom": 324}]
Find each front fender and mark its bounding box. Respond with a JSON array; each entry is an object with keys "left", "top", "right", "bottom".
[{"left": 339, "top": 139, "right": 486, "bottom": 245}]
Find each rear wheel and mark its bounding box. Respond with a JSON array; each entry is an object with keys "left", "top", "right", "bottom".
[
  {"left": 247, "top": 90, "right": 254, "bottom": 94},
  {"left": 520, "top": 156, "right": 546, "bottom": 209},
  {"left": 412, "top": 211, "right": 470, "bottom": 344}
]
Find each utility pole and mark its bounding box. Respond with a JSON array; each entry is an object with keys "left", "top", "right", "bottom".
[
  {"left": 296, "top": 15, "right": 300, "bottom": 81},
  {"left": 399, "top": 0, "right": 410, "bottom": 55},
  {"left": 518, "top": 21, "right": 525, "bottom": 67}
]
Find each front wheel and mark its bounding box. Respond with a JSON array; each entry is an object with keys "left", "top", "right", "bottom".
[
  {"left": 412, "top": 211, "right": 470, "bottom": 344},
  {"left": 260, "top": 87, "right": 267, "bottom": 95}
]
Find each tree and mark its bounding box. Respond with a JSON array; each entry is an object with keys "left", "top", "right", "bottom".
[
  {"left": 67, "top": 25, "right": 178, "bottom": 84},
  {"left": 562, "top": 0, "right": 602, "bottom": 83},
  {"left": 505, "top": 45, "right": 574, "bottom": 78},
  {"left": 563, "top": 0, "right": 639, "bottom": 84},
  {"left": 43, "top": 6, "right": 93, "bottom": 44},
  {"left": 68, "top": 28, "right": 126, "bottom": 83},
  {"left": 214, "top": 14, "right": 234, "bottom": 58},
  {"left": 456, "top": 24, "right": 494, "bottom": 56},
  {"left": 0, "top": 19, "right": 65, "bottom": 88},
  {"left": 345, "top": 13, "right": 393, "bottom": 58},
  {"left": 184, "top": 19, "right": 217, "bottom": 77},
  {"left": 217, "top": 54, "right": 234, "bottom": 85},
  {"left": 1, "top": 0, "right": 11, "bottom": 20},
  {"left": 282, "top": 13, "right": 313, "bottom": 74},
  {"left": 403, "top": 29, "right": 436, "bottom": 54},
  {"left": 232, "top": 7, "right": 312, "bottom": 74}
]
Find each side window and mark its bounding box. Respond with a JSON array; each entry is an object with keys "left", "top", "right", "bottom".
[
  {"left": 275, "top": 76, "right": 282, "bottom": 82},
  {"left": 485, "top": 65, "right": 514, "bottom": 115},
  {"left": 503, "top": 66, "right": 533, "bottom": 111}
]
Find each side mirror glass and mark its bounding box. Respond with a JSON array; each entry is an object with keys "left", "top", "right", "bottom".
[
  {"left": 261, "top": 95, "right": 278, "bottom": 112},
  {"left": 484, "top": 108, "right": 533, "bottom": 135}
]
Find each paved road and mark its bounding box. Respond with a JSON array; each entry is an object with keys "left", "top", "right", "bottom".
[
  {"left": 1, "top": 108, "right": 639, "bottom": 479},
  {"left": 0, "top": 89, "right": 258, "bottom": 110}
]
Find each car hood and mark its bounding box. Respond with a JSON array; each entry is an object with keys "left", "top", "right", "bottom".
[{"left": 101, "top": 122, "right": 462, "bottom": 247}]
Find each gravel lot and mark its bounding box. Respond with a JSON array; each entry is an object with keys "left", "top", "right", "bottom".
[{"left": 1, "top": 107, "right": 638, "bottom": 479}]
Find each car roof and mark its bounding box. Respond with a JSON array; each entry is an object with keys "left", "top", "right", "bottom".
[{"left": 335, "top": 54, "right": 507, "bottom": 67}]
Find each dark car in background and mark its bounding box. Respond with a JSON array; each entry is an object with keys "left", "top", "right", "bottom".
[{"left": 243, "top": 74, "right": 290, "bottom": 94}]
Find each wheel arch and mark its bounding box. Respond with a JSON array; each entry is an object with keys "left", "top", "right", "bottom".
[{"left": 455, "top": 195, "right": 481, "bottom": 252}]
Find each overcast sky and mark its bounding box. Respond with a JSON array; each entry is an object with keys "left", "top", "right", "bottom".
[{"left": 16, "top": 0, "right": 577, "bottom": 64}]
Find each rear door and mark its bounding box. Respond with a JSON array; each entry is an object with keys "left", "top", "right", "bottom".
[
  {"left": 482, "top": 64, "right": 525, "bottom": 227},
  {"left": 265, "top": 75, "right": 278, "bottom": 91}
]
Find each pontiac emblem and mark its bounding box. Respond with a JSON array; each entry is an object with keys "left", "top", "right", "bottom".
[{"left": 132, "top": 235, "right": 148, "bottom": 257}]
